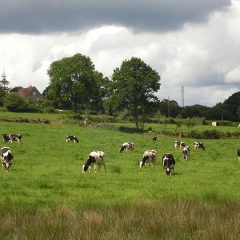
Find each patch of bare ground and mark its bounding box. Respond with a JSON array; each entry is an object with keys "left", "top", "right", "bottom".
[{"left": 49, "top": 121, "right": 63, "bottom": 126}]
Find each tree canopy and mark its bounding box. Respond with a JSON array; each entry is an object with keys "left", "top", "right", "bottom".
[
  {"left": 47, "top": 53, "right": 103, "bottom": 110},
  {"left": 108, "top": 57, "right": 161, "bottom": 130},
  {"left": 223, "top": 91, "right": 240, "bottom": 120}
]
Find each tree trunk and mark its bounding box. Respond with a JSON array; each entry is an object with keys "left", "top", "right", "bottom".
[
  {"left": 135, "top": 119, "right": 139, "bottom": 131},
  {"left": 134, "top": 114, "right": 140, "bottom": 131}
]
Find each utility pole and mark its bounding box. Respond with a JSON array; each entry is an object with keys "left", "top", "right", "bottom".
[{"left": 181, "top": 86, "right": 184, "bottom": 107}]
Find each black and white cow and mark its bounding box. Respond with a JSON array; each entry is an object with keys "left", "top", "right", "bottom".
[
  {"left": 139, "top": 150, "right": 157, "bottom": 168},
  {"left": 0, "top": 147, "right": 14, "bottom": 171},
  {"left": 152, "top": 136, "right": 157, "bottom": 142},
  {"left": 193, "top": 141, "right": 205, "bottom": 150},
  {"left": 237, "top": 149, "right": 240, "bottom": 161},
  {"left": 82, "top": 151, "right": 106, "bottom": 172},
  {"left": 174, "top": 141, "right": 180, "bottom": 148},
  {"left": 180, "top": 141, "right": 186, "bottom": 149},
  {"left": 65, "top": 135, "right": 79, "bottom": 143},
  {"left": 119, "top": 142, "right": 135, "bottom": 153},
  {"left": 174, "top": 141, "right": 185, "bottom": 149},
  {"left": 182, "top": 146, "right": 190, "bottom": 160},
  {"left": 3, "top": 133, "right": 22, "bottom": 143},
  {"left": 162, "top": 153, "right": 175, "bottom": 175}
]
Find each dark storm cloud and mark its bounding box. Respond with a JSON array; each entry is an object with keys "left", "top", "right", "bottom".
[{"left": 0, "top": 0, "right": 231, "bottom": 34}]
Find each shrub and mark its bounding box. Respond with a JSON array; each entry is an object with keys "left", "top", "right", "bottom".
[
  {"left": 44, "top": 107, "right": 57, "bottom": 113},
  {"left": 4, "top": 93, "right": 41, "bottom": 112},
  {"left": 188, "top": 130, "right": 201, "bottom": 139},
  {"left": 201, "top": 130, "right": 222, "bottom": 139}
]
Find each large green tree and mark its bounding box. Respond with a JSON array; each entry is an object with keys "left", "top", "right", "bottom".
[
  {"left": 159, "top": 99, "right": 181, "bottom": 118},
  {"left": 109, "top": 57, "right": 161, "bottom": 130},
  {"left": 47, "top": 53, "right": 101, "bottom": 110},
  {"left": 223, "top": 91, "right": 240, "bottom": 120},
  {"left": 180, "top": 104, "right": 209, "bottom": 118},
  {"left": 89, "top": 71, "right": 109, "bottom": 113}
]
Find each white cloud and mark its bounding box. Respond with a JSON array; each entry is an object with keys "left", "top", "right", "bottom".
[
  {"left": 225, "top": 67, "right": 240, "bottom": 83},
  {"left": 0, "top": 1, "right": 239, "bottom": 107}
]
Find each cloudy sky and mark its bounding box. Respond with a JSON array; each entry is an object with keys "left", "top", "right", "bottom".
[{"left": 0, "top": 0, "right": 239, "bottom": 106}]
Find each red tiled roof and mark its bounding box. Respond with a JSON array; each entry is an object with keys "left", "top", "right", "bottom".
[{"left": 17, "top": 86, "right": 40, "bottom": 97}]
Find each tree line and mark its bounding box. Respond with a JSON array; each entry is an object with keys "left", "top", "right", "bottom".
[{"left": 0, "top": 53, "right": 239, "bottom": 129}]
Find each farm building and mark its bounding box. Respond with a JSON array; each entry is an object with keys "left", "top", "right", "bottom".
[
  {"left": 212, "top": 121, "right": 219, "bottom": 126},
  {"left": 17, "top": 86, "right": 43, "bottom": 102}
]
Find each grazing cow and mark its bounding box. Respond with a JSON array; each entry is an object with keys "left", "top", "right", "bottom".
[
  {"left": 180, "top": 141, "right": 186, "bottom": 148},
  {"left": 182, "top": 146, "right": 190, "bottom": 160},
  {"left": 238, "top": 149, "right": 240, "bottom": 161},
  {"left": 119, "top": 142, "right": 135, "bottom": 153},
  {"left": 162, "top": 153, "right": 175, "bottom": 175},
  {"left": 3, "top": 133, "right": 22, "bottom": 143},
  {"left": 152, "top": 136, "right": 157, "bottom": 142},
  {"left": 0, "top": 147, "right": 14, "bottom": 171},
  {"left": 174, "top": 141, "right": 181, "bottom": 148},
  {"left": 139, "top": 150, "right": 157, "bottom": 168},
  {"left": 193, "top": 141, "right": 205, "bottom": 150},
  {"left": 82, "top": 151, "right": 106, "bottom": 173},
  {"left": 174, "top": 141, "right": 185, "bottom": 149},
  {"left": 65, "top": 135, "right": 79, "bottom": 143}
]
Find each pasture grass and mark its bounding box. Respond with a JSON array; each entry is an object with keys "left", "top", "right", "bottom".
[
  {"left": 1, "top": 122, "right": 240, "bottom": 208},
  {"left": 0, "top": 120, "right": 240, "bottom": 239}
]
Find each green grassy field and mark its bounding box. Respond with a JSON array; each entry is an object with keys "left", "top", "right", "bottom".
[{"left": 0, "top": 120, "right": 240, "bottom": 239}]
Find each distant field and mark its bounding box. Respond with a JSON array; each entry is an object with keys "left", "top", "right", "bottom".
[
  {"left": 1, "top": 111, "right": 240, "bottom": 136},
  {"left": 100, "top": 121, "right": 240, "bottom": 134},
  {"left": 0, "top": 117, "right": 240, "bottom": 239},
  {"left": 0, "top": 111, "right": 71, "bottom": 122}
]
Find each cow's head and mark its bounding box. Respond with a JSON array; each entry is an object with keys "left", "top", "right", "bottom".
[
  {"left": 129, "top": 143, "right": 135, "bottom": 149},
  {"left": 200, "top": 144, "right": 205, "bottom": 150},
  {"left": 139, "top": 160, "right": 144, "bottom": 168},
  {"left": 139, "top": 154, "right": 149, "bottom": 168},
  {"left": 82, "top": 156, "right": 95, "bottom": 172},
  {"left": 2, "top": 134, "right": 8, "bottom": 140},
  {"left": 165, "top": 167, "right": 171, "bottom": 175},
  {"left": 82, "top": 164, "right": 89, "bottom": 172}
]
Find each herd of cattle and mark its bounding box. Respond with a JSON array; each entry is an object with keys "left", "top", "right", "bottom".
[{"left": 1, "top": 133, "right": 240, "bottom": 175}]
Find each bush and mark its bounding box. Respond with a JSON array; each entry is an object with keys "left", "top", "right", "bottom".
[
  {"left": 148, "top": 117, "right": 176, "bottom": 124},
  {"left": 188, "top": 130, "right": 201, "bottom": 139},
  {"left": 4, "top": 93, "right": 41, "bottom": 112},
  {"left": 44, "top": 107, "right": 57, "bottom": 113},
  {"left": 201, "top": 130, "right": 222, "bottom": 139}
]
